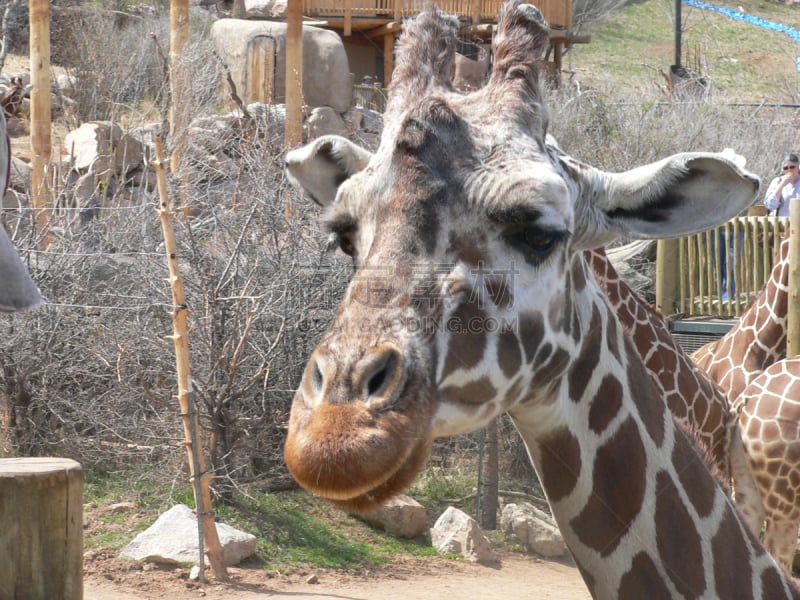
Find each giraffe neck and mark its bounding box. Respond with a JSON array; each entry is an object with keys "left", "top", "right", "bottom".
[
  {"left": 705, "top": 238, "right": 790, "bottom": 401},
  {"left": 508, "top": 282, "right": 795, "bottom": 599}
]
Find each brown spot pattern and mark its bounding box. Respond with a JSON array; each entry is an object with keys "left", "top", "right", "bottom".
[
  {"left": 672, "top": 428, "right": 717, "bottom": 518},
  {"left": 518, "top": 312, "right": 545, "bottom": 364},
  {"left": 440, "top": 376, "right": 497, "bottom": 406},
  {"left": 655, "top": 470, "right": 706, "bottom": 599},
  {"left": 588, "top": 375, "right": 622, "bottom": 434},
  {"left": 570, "top": 417, "right": 646, "bottom": 556},
  {"left": 618, "top": 552, "right": 672, "bottom": 599},
  {"left": 626, "top": 353, "right": 665, "bottom": 447},
  {"left": 497, "top": 329, "right": 522, "bottom": 379},
  {"left": 568, "top": 304, "right": 603, "bottom": 404},
  {"left": 537, "top": 426, "right": 582, "bottom": 503},
  {"left": 711, "top": 503, "right": 754, "bottom": 600},
  {"left": 530, "top": 347, "right": 570, "bottom": 395},
  {"left": 441, "top": 300, "right": 487, "bottom": 379}
]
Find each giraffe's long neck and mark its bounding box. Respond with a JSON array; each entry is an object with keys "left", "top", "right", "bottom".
[
  {"left": 585, "top": 248, "right": 732, "bottom": 475},
  {"left": 509, "top": 278, "right": 796, "bottom": 600}
]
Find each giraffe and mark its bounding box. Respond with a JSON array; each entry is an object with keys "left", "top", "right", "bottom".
[
  {"left": 735, "top": 358, "right": 800, "bottom": 570},
  {"left": 691, "top": 234, "right": 791, "bottom": 402},
  {"left": 283, "top": 3, "right": 798, "bottom": 597},
  {"left": 689, "top": 234, "right": 800, "bottom": 569},
  {"left": 586, "top": 248, "right": 765, "bottom": 535}
]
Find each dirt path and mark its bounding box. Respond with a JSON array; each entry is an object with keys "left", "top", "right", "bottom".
[{"left": 84, "top": 553, "right": 591, "bottom": 600}]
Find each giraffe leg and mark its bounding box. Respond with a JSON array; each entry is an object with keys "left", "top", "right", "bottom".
[
  {"left": 728, "top": 422, "right": 765, "bottom": 537},
  {"left": 763, "top": 519, "right": 798, "bottom": 572}
]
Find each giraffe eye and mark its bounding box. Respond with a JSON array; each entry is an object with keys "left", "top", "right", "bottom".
[
  {"left": 338, "top": 235, "right": 356, "bottom": 257},
  {"left": 504, "top": 225, "right": 563, "bottom": 258}
]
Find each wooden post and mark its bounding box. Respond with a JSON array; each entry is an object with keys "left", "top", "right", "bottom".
[
  {"left": 285, "top": 0, "right": 303, "bottom": 148},
  {"left": 28, "top": 0, "right": 50, "bottom": 248},
  {"left": 383, "top": 32, "right": 394, "bottom": 88},
  {"left": 152, "top": 136, "right": 229, "bottom": 582},
  {"left": 169, "top": 0, "right": 190, "bottom": 173},
  {"left": 0, "top": 458, "right": 82, "bottom": 600},
  {"left": 787, "top": 197, "right": 800, "bottom": 357},
  {"left": 656, "top": 238, "right": 679, "bottom": 317}
]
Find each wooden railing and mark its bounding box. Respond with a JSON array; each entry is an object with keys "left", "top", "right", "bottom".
[
  {"left": 302, "top": 0, "right": 572, "bottom": 29},
  {"left": 660, "top": 216, "right": 789, "bottom": 318}
]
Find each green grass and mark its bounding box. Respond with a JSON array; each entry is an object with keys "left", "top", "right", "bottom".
[
  {"left": 84, "top": 465, "right": 442, "bottom": 571},
  {"left": 570, "top": 0, "right": 800, "bottom": 101}
]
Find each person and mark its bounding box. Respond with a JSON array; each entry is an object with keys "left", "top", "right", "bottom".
[{"left": 763, "top": 153, "right": 800, "bottom": 217}]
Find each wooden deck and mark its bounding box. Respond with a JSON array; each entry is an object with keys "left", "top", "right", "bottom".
[
  {"left": 302, "top": 0, "right": 572, "bottom": 31},
  {"left": 300, "top": 0, "right": 585, "bottom": 85}
]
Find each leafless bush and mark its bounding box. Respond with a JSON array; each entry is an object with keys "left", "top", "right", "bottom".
[{"left": 572, "top": 0, "right": 628, "bottom": 33}]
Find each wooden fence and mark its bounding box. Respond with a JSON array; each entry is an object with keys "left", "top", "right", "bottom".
[{"left": 658, "top": 216, "right": 789, "bottom": 318}]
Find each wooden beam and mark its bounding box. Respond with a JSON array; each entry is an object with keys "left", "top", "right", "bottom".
[
  {"left": 364, "top": 21, "right": 403, "bottom": 40},
  {"left": 285, "top": 0, "right": 303, "bottom": 148},
  {"left": 383, "top": 32, "right": 394, "bottom": 88}
]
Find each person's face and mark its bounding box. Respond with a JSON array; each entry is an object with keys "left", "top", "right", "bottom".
[{"left": 783, "top": 162, "right": 799, "bottom": 180}]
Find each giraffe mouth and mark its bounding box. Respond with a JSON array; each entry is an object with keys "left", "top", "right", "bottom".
[{"left": 284, "top": 391, "right": 436, "bottom": 513}]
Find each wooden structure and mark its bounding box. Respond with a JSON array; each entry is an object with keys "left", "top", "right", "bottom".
[
  {"left": 0, "top": 458, "right": 83, "bottom": 600},
  {"left": 657, "top": 215, "right": 789, "bottom": 319},
  {"left": 300, "top": 0, "right": 587, "bottom": 85}
]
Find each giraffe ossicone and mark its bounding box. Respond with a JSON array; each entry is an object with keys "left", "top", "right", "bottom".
[{"left": 284, "top": 2, "right": 797, "bottom": 597}]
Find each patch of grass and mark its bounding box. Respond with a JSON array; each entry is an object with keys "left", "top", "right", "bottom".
[
  {"left": 570, "top": 0, "right": 800, "bottom": 101},
  {"left": 225, "top": 490, "right": 437, "bottom": 571}
]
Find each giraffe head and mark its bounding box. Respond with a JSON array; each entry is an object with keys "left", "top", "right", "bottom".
[{"left": 284, "top": 1, "right": 759, "bottom": 512}]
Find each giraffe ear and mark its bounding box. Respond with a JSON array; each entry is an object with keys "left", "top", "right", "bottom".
[
  {"left": 285, "top": 135, "right": 373, "bottom": 207},
  {"left": 571, "top": 151, "right": 760, "bottom": 250}
]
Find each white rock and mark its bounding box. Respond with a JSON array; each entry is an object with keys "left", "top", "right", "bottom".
[
  {"left": 430, "top": 506, "right": 496, "bottom": 564},
  {"left": 120, "top": 504, "right": 257, "bottom": 566}
]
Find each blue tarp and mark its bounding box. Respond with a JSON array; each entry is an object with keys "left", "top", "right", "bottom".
[{"left": 683, "top": 0, "right": 800, "bottom": 45}]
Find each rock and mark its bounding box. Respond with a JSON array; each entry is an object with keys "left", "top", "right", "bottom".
[
  {"left": 8, "top": 156, "right": 31, "bottom": 193},
  {"left": 307, "top": 106, "right": 349, "bottom": 140},
  {"left": 500, "top": 503, "right": 566, "bottom": 558},
  {"left": 357, "top": 494, "right": 428, "bottom": 539},
  {"left": 63, "top": 121, "right": 144, "bottom": 177},
  {"left": 211, "top": 19, "right": 352, "bottom": 113},
  {"left": 120, "top": 504, "right": 257, "bottom": 566},
  {"left": 189, "top": 565, "right": 201, "bottom": 580},
  {"left": 430, "top": 506, "right": 496, "bottom": 564},
  {"left": 305, "top": 574, "right": 319, "bottom": 584},
  {"left": 244, "top": 0, "right": 287, "bottom": 18}
]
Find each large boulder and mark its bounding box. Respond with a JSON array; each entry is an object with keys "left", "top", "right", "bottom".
[
  {"left": 244, "top": 0, "right": 287, "bottom": 18},
  {"left": 500, "top": 502, "right": 567, "bottom": 558},
  {"left": 63, "top": 121, "right": 144, "bottom": 177},
  {"left": 211, "top": 19, "right": 352, "bottom": 113},
  {"left": 120, "top": 504, "right": 257, "bottom": 566},
  {"left": 356, "top": 494, "right": 428, "bottom": 539},
  {"left": 430, "top": 506, "right": 496, "bottom": 564}
]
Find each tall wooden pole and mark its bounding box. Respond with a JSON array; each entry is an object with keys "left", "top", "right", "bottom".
[
  {"left": 28, "top": 0, "right": 50, "bottom": 248},
  {"left": 153, "top": 137, "right": 229, "bottom": 582},
  {"left": 787, "top": 197, "right": 800, "bottom": 357},
  {"left": 656, "top": 239, "right": 679, "bottom": 316},
  {"left": 169, "top": 0, "right": 190, "bottom": 173},
  {"left": 285, "top": 0, "right": 303, "bottom": 148}
]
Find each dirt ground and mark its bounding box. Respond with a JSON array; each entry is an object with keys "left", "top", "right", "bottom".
[{"left": 83, "top": 550, "right": 591, "bottom": 600}]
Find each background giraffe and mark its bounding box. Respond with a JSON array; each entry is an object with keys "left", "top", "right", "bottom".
[
  {"left": 692, "top": 234, "right": 790, "bottom": 401},
  {"left": 690, "top": 234, "right": 800, "bottom": 569},
  {"left": 283, "top": 3, "right": 797, "bottom": 597}
]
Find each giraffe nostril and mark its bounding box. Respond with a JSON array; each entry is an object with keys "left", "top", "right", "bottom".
[
  {"left": 365, "top": 351, "right": 397, "bottom": 399},
  {"left": 311, "top": 360, "right": 324, "bottom": 393}
]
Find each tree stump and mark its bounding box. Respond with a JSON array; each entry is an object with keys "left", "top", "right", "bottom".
[{"left": 0, "top": 458, "right": 83, "bottom": 600}]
